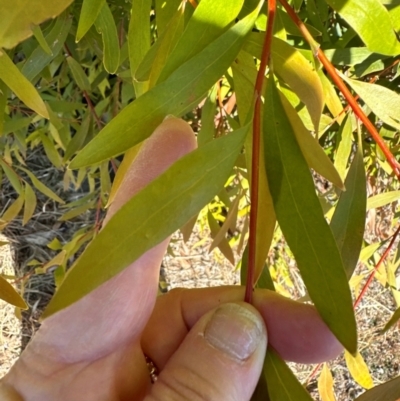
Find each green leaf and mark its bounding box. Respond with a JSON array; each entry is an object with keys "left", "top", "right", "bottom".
[
  {"left": 95, "top": 3, "right": 120, "bottom": 74},
  {"left": 263, "top": 76, "right": 357, "bottom": 353},
  {"left": 197, "top": 85, "right": 218, "bottom": 146},
  {"left": 208, "top": 210, "right": 235, "bottom": 264},
  {"left": 0, "top": 159, "right": 23, "bottom": 194},
  {"left": 367, "top": 190, "right": 400, "bottom": 210},
  {"left": 59, "top": 200, "right": 96, "bottom": 221},
  {"left": 76, "top": 0, "right": 106, "bottom": 42},
  {"left": 325, "top": 0, "right": 400, "bottom": 56},
  {"left": 354, "top": 375, "right": 400, "bottom": 401},
  {"left": 155, "top": 0, "right": 182, "bottom": 36},
  {"left": 345, "top": 350, "right": 374, "bottom": 389},
  {"left": 32, "top": 25, "right": 52, "bottom": 55},
  {"left": 70, "top": 2, "right": 262, "bottom": 169},
  {"left": 330, "top": 142, "right": 366, "bottom": 279},
  {"left": 19, "top": 167, "right": 64, "bottom": 204},
  {"left": 0, "top": 51, "right": 49, "bottom": 118},
  {"left": 157, "top": 0, "right": 245, "bottom": 84},
  {"left": 381, "top": 307, "right": 400, "bottom": 333},
  {"left": 64, "top": 113, "right": 91, "bottom": 161},
  {"left": 340, "top": 73, "right": 400, "bottom": 131},
  {"left": 0, "top": 275, "right": 27, "bottom": 309},
  {"left": 23, "top": 182, "right": 37, "bottom": 226},
  {"left": 42, "top": 125, "right": 248, "bottom": 317},
  {"left": 334, "top": 114, "right": 353, "bottom": 180},
  {"left": 66, "top": 56, "right": 91, "bottom": 93},
  {"left": 323, "top": 47, "right": 374, "bottom": 66},
  {"left": 39, "top": 131, "right": 62, "bottom": 168},
  {"left": 0, "top": 0, "right": 73, "bottom": 49},
  {"left": 1, "top": 194, "right": 25, "bottom": 223},
  {"left": 279, "top": 92, "right": 344, "bottom": 190},
  {"left": 264, "top": 347, "right": 314, "bottom": 401},
  {"left": 21, "top": 14, "right": 72, "bottom": 82}
]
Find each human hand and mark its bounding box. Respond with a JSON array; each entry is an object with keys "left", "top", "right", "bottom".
[{"left": 0, "top": 117, "right": 342, "bottom": 401}]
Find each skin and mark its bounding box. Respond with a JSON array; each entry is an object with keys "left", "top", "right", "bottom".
[{"left": 0, "top": 117, "right": 342, "bottom": 401}]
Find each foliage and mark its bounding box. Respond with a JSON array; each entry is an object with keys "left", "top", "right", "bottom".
[{"left": 1, "top": 0, "right": 400, "bottom": 399}]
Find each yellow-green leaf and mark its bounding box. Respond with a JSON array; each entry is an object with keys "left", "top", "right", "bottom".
[
  {"left": 367, "top": 191, "right": 400, "bottom": 210},
  {"left": 76, "top": 0, "right": 106, "bottom": 42},
  {"left": 318, "top": 364, "right": 337, "bottom": 401},
  {"left": 0, "top": 51, "right": 49, "bottom": 118},
  {"left": 334, "top": 114, "right": 353, "bottom": 180},
  {"left": 0, "top": 0, "right": 73, "bottom": 49},
  {"left": 345, "top": 350, "right": 374, "bottom": 389},
  {"left": 0, "top": 275, "right": 27, "bottom": 309},
  {"left": 42, "top": 125, "right": 248, "bottom": 318},
  {"left": 381, "top": 307, "right": 400, "bottom": 333},
  {"left": 95, "top": 3, "right": 120, "bottom": 74},
  {"left": 32, "top": 25, "right": 52, "bottom": 55},
  {"left": 0, "top": 159, "right": 23, "bottom": 194},
  {"left": 1, "top": 194, "right": 25, "bottom": 222},
  {"left": 23, "top": 182, "right": 37, "bottom": 226},
  {"left": 354, "top": 375, "right": 400, "bottom": 401},
  {"left": 42, "top": 250, "right": 67, "bottom": 272}
]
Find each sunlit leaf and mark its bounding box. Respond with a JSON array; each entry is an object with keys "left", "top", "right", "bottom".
[
  {"left": 23, "top": 182, "right": 37, "bottom": 226},
  {"left": 325, "top": 0, "right": 400, "bottom": 56},
  {"left": 0, "top": 51, "right": 49, "bottom": 118},
  {"left": 76, "top": 0, "right": 106, "bottom": 42},
  {"left": 318, "top": 364, "right": 337, "bottom": 401},
  {"left": 95, "top": 3, "right": 120, "bottom": 74},
  {"left": 208, "top": 210, "right": 235, "bottom": 264},
  {"left": 334, "top": 114, "right": 353, "bottom": 180},
  {"left": 0, "top": 0, "right": 73, "bottom": 49},
  {"left": 354, "top": 375, "right": 400, "bottom": 401},
  {"left": 367, "top": 190, "right": 400, "bottom": 210},
  {"left": 264, "top": 347, "right": 313, "bottom": 401},
  {"left": 70, "top": 3, "right": 262, "bottom": 168},
  {"left": 341, "top": 70, "right": 400, "bottom": 131},
  {"left": 42, "top": 250, "right": 67, "bottom": 272},
  {"left": 319, "top": 70, "right": 344, "bottom": 124},
  {"left": 263, "top": 76, "right": 357, "bottom": 353},
  {"left": 330, "top": 141, "right": 366, "bottom": 279},
  {"left": 1, "top": 194, "right": 25, "bottom": 222},
  {"left": 0, "top": 275, "right": 27, "bottom": 309},
  {"left": 0, "top": 159, "right": 23, "bottom": 194},
  {"left": 381, "top": 307, "right": 400, "bottom": 333},
  {"left": 155, "top": 0, "right": 182, "bottom": 36},
  {"left": 43, "top": 125, "right": 248, "bottom": 317},
  {"left": 345, "top": 350, "right": 374, "bottom": 389}
]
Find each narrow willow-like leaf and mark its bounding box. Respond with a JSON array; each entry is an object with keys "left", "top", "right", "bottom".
[
  {"left": 264, "top": 347, "right": 313, "bottom": 401},
  {"left": 367, "top": 190, "right": 400, "bottom": 210},
  {"left": 64, "top": 113, "right": 91, "bottom": 161},
  {"left": 197, "top": 85, "right": 217, "bottom": 147},
  {"left": 155, "top": 0, "right": 182, "bottom": 36},
  {"left": 59, "top": 200, "right": 96, "bottom": 221},
  {"left": 20, "top": 167, "right": 64, "bottom": 204},
  {"left": 354, "top": 375, "right": 400, "bottom": 401},
  {"left": 263, "top": 77, "right": 357, "bottom": 353},
  {"left": 95, "top": 3, "right": 120, "bottom": 74},
  {"left": 0, "top": 51, "right": 48, "bottom": 118},
  {"left": 70, "top": 3, "right": 262, "bottom": 169},
  {"left": 157, "top": 0, "right": 245, "bottom": 84},
  {"left": 381, "top": 307, "right": 400, "bottom": 333},
  {"left": 319, "top": 70, "right": 344, "bottom": 124},
  {"left": 43, "top": 126, "right": 248, "bottom": 317},
  {"left": 32, "top": 25, "right": 52, "bottom": 54},
  {"left": 39, "top": 132, "right": 62, "bottom": 168},
  {"left": 67, "top": 57, "right": 91, "bottom": 92},
  {"left": 330, "top": 142, "right": 366, "bottom": 279},
  {"left": 23, "top": 182, "right": 37, "bottom": 226},
  {"left": 0, "top": 160, "right": 22, "bottom": 194},
  {"left": 76, "top": 0, "right": 106, "bottom": 42},
  {"left": 340, "top": 73, "right": 400, "bottom": 131},
  {"left": 279, "top": 93, "right": 344, "bottom": 190},
  {"left": 325, "top": 0, "right": 400, "bottom": 56},
  {"left": 21, "top": 14, "right": 72, "bottom": 82},
  {"left": 0, "top": 0, "right": 73, "bottom": 49},
  {"left": 0, "top": 275, "right": 27, "bottom": 309},
  {"left": 334, "top": 114, "right": 353, "bottom": 180},
  {"left": 324, "top": 47, "right": 374, "bottom": 66},
  {"left": 345, "top": 351, "right": 374, "bottom": 389},
  {"left": 318, "top": 364, "right": 337, "bottom": 401},
  {"left": 1, "top": 194, "right": 24, "bottom": 223}
]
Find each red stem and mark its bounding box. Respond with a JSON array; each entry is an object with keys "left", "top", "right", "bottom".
[
  {"left": 245, "top": 0, "right": 276, "bottom": 304},
  {"left": 278, "top": 0, "right": 400, "bottom": 180}
]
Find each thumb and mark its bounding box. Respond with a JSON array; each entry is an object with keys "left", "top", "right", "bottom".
[{"left": 145, "top": 303, "right": 267, "bottom": 401}]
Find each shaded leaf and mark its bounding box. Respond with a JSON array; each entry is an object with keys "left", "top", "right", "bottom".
[
  {"left": 39, "top": 131, "right": 62, "bottom": 168},
  {"left": 155, "top": 0, "right": 182, "bottom": 36},
  {"left": 43, "top": 125, "right": 248, "bottom": 317},
  {"left": 59, "top": 200, "right": 96, "bottom": 221},
  {"left": 341, "top": 71, "right": 400, "bottom": 131},
  {"left": 318, "top": 364, "right": 337, "bottom": 401},
  {"left": 0, "top": 0, "right": 73, "bottom": 49},
  {"left": 1, "top": 194, "right": 25, "bottom": 222},
  {"left": 197, "top": 85, "right": 217, "bottom": 146},
  {"left": 76, "top": 0, "right": 106, "bottom": 42},
  {"left": 0, "top": 159, "right": 23, "bottom": 194},
  {"left": 0, "top": 275, "right": 27, "bottom": 309},
  {"left": 70, "top": 2, "right": 262, "bottom": 168},
  {"left": 0, "top": 51, "right": 49, "bottom": 118},
  {"left": 157, "top": 0, "right": 245, "bottom": 83},
  {"left": 42, "top": 250, "right": 67, "bottom": 272},
  {"left": 23, "top": 182, "right": 37, "bottom": 226},
  {"left": 367, "top": 191, "right": 400, "bottom": 210},
  {"left": 325, "top": 0, "right": 400, "bottom": 56},
  {"left": 354, "top": 375, "right": 400, "bottom": 401},
  {"left": 263, "top": 76, "right": 357, "bottom": 353},
  {"left": 64, "top": 113, "right": 91, "bottom": 162},
  {"left": 67, "top": 56, "right": 91, "bottom": 92},
  {"left": 32, "top": 25, "right": 52, "bottom": 55},
  {"left": 381, "top": 307, "right": 400, "bottom": 333},
  {"left": 330, "top": 142, "right": 366, "bottom": 279},
  {"left": 264, "top": 347, "right": 313, "bottom": 401},
  {"left": 345, "top": 350, "right": 374, "bottom": 389},
  {"left": 95, "top": 3, "right": 120, "bottom": 74},
  {"left": 180, "top": 214, "right": 198, "bottom": 243}
]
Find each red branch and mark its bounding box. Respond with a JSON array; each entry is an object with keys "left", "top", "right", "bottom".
[
  {"left": 278, "top": 0, "right": 400, "bottom": 180},
  {"left": 245, "top": 0, "right": 276, "bottom": 304}
]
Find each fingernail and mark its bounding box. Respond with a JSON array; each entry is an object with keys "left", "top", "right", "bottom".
[{"left": 204, "top": 303, "right": 264, "bottom": 361}]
